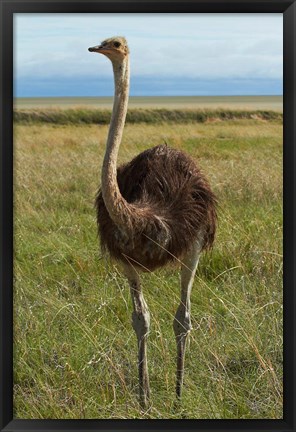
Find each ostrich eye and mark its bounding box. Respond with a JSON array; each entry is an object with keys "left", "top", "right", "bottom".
[{"left": 113, "top": 41, "right": 121, "bottom": 48}]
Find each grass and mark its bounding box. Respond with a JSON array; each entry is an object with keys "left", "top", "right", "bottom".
[
  {"left": 13, "top": 115, "right": 283, "bottom": 419},
  {"left": 13, "top": 107, "right": 283, "bottom": 125}
]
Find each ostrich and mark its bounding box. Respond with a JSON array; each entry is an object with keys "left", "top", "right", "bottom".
[{"left": 88, "top": 36, "right": 217, "bottom": 408}]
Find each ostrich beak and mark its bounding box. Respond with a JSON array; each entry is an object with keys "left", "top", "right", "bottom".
[{"left": 88, "top": 45, "right": 102, "bottom": 53}]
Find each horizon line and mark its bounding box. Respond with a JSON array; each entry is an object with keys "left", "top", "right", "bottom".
[{"left": 15, "top": 94, "right": 283, "bottom": 99}]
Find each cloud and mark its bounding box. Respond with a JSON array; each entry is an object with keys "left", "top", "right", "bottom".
[{"left": 14, "top": 13, "right": 283, "bottom": 95}]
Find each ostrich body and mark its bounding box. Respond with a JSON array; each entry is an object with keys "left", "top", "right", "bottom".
[{"left": 89, "top": 37, "right": 217, "bottom": 407}]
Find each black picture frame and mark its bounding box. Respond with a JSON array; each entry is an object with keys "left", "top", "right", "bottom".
[{"left": 1, "top": 0, "right": 295, "bottom": 431}]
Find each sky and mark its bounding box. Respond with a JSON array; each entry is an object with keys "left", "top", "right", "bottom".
[{"left": 14, "top": 13, "right": 283, "bottom": 97}]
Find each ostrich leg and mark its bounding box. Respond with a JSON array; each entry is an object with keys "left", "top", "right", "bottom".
[
  {"left": 173, "top": 240, "right": 202, "bottom": 399},
  {"left": 124, "top": 265, "right": 150, "bottom": 408}
]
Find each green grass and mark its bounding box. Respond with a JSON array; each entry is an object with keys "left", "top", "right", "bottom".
[
  {"left": 14, "top": 107, "right": 283, "bottom": 125},
  {"left": 14, "top": 116, "right": 283, "bottom": 419}
]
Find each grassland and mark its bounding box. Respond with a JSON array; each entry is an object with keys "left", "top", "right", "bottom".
[
  {"left": 15, "top": 95, "right": 283, "bottom": 111},
  {"left": 13, "top": 109, "right": 283, "bottom": 419},
  {"left": 14, "top": 107, "right": 282, "bottom": 126}
]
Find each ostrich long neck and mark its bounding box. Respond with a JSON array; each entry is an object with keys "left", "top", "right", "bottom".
[{"left": 101, "top": 55, "right": 135, "bottom": 232}]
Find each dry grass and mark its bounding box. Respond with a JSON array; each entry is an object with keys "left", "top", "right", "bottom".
[
  {"left": 15, "top": 96, "right": 283, "bottom": 111},
  {"left": 14, "top": 118, "right": 282, "bottom": 419}
]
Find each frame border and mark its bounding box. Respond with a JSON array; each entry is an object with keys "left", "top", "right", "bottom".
[{"left": 1, "top": 1, "right": 295, "bottom": 431}]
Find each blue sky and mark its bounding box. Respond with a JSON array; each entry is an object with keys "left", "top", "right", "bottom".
[{"left": 14, "top": 13, "right": 283, "bottom": 97}]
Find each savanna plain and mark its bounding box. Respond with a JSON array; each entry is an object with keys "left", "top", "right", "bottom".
[{"left": 14, "top": 98, "right": 283, "bottom": 419}]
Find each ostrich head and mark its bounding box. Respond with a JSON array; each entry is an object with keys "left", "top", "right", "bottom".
[{"left": 88, "top": 36, "right": 129, "bottom": 62}]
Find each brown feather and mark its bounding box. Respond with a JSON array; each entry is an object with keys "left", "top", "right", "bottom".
[{"left": 95, "top": 144, "right": 217, "bottom": 271}]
